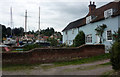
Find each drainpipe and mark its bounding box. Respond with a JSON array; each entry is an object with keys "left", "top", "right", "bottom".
[
  {"left": 67, "top": 31, "right": 68, "bottom": 45},
  {"left": 78, "top": 28, "right": 79, "bottom": 33}
]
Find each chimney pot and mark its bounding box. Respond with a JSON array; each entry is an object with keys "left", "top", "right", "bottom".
[
  {"left": 90, "top": 1, "right": 92, "bottom": 5},
  {"left": 93, "top": 2, "right": 95, "bottom": 5},
  {"left": 88, "top": 1, "right": 96, "bottom": 15}
]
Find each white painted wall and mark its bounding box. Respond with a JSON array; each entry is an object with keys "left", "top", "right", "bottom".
[
  {"left": 63, "top": 28, "right": 78, "bottom": 45},
  {"left": 63, "top": 15, "right": 119, "bottom": 48}
]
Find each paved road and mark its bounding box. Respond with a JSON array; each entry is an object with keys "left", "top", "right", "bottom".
[{"left": 3, "top": 59, "right": 112, "bottom": 75}]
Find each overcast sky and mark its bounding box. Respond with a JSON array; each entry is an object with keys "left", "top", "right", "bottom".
[{"left": 0, "top": 0, "right": 114, "bottom": 32}]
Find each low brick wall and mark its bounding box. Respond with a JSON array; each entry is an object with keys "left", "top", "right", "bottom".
[{"left": 2, "top": 44, "right": 105, "bottom": 64}]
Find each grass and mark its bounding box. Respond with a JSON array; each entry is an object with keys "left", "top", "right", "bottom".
[
  {"left": 3, "top": 64, "right": 37, "bottom": 71},
  {"left": 99, "top": 62, "right": 111, "bottom": 66},
  {"left": 101, "top": 70, "right": 115, "bottom": 77},
  {"left": 3, "top": 53, "right": 110, "bottom": 71},
  {"left": 53, "top": 53, "right": 110, "bottom": 66},
  {"left": 63, "top": 62, "right": 111, "bottom": 72},
  {"left": 102, "top": 70, "right": 120, "bottom": 77}
]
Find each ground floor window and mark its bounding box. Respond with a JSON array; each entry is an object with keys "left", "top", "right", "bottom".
[
  {"left": 66, "top": 40, "right": 68, "bottom": 45},
  {"left": 107, "top": 30, "right": 112, "bottom": 41},
  {"left": 86, "top": 34, "right": 92, "bottom": 43},
  {"left": 69, "top": 40, "right": 73, "bottom": 45}
]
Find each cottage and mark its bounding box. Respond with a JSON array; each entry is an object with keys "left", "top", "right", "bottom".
[{"left": 62, "top": 1, "right": 120, "bottom": 53}]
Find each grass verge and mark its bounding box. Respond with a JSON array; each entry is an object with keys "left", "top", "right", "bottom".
[
  {"left": 63, "top": 62, "right": 111, "bottom": 72},
  {"left": 53, "top": 53, "right": 110, "bottom": 66}
]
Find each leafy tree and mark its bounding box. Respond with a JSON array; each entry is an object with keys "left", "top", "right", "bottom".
[
  {"left": 19, "top": 27, "right": 24, "bottom": 36},
  {"left": 1, "top": 24, "right": 7, "bottom": 38},
  {"left": 95, "top": 24, "right": 107, "bottom": 44},
  {"left": 73, "top": 31, "right": 85, "bottom": 47},
  {"left": 40, "top": 27, "right": 55, "bottom": 36},
  {"left": 6, "top": 27, "right": 11, "bottom": 37},
  {"left": 48, "top": 38, "right": 58, "bottom": 46},
  {"left": 12, "top": 27, "right": 24, "bottom": 36},
  {"left": 110, "top": 28, "right": 120, "bottom": 71},
  {"left": 31, "top": 30, "right": 34, "bottom": 34}
]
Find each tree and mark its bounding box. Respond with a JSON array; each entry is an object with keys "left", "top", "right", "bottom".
[
  {"left": 40, "top": 27, "right": 55, "bottom": 36},
  {"left": 73, "top": 31, "right": 85, "bottom": 47},
  {"left": 19, "top": 27, "right": 24, "bottom": 36},
  {"left": 6, "top": 27, "right": 11, "bottom": 37},
  {"left": 110, "top": 28, "right": 120, "bottom": 71},
  {"left": 95, "top": 24, "right": 107, "bottom": 44},
  {"left": 1, "top": 24, "right": 7, "bottom": 38},
  {"left": 12, "top": 27, "right": 24, "bottom": 36},
  {"left": 48, "top": 38, "right": 58, "bottom": 46}
]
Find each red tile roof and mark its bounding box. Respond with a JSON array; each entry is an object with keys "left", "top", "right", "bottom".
[{"left": 62, "top": 1, "right": 120, "bottom": 32}]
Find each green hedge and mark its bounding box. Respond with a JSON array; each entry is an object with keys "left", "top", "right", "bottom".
[
  {"left": 73, "top": 31, "right": 85, "bottom": 47},
  {"left": 110, "top": 28, "right": 120, "bottom": 71}
]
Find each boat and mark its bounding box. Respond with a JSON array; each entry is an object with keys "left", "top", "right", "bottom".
[{"left": 3, "top": 38, "right": 16, "bottom": 46}]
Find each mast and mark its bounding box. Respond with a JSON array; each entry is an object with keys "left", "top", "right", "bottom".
[
  {"left": 10, "top": 7, "right": 13, "bottom": 36},
  {"left": 25, "top": 10, "right": 27, "bottom": 34},
  {"left": 38, "top": 7, "right": 40, "bottom": 42},
  {"left": 38, "top": 7, "right": 40, "bottom": 32}
]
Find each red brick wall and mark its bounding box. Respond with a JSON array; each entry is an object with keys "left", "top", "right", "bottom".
[{"left": 2, "top": 44, "right": 105, "bottom": 64}]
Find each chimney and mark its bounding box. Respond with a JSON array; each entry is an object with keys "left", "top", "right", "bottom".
[{"left": 89, "top": 1, "right": 96, "bottom": 14}]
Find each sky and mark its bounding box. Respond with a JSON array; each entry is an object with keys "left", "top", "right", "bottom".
[{"left": 0, "top": 0, "right": 114, "bottom": 32}]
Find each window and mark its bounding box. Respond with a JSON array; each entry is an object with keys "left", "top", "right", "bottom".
[
  {"left": 104, "top": 9, "right": 113, "bottom": 18},
  {"left": 86, "top": 34, "right": 92, "bottom": 43},
  {"left": 86, "top": 16, "right": 92, "bottom": 24},
  {"left": 107, "top": 30, "right": 112, "bottom": 41},
  {"left": 72, "top": 29, "right": 74, "bottom": 34},
  {"left": 69, "top": 40, "right": 73, "bottom": 44},
  {"left": 66, "top": 40, "right": 68, "bottom": 45}
]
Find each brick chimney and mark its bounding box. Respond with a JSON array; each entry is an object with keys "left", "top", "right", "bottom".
[{"left": 89, "top": 1, "right": 96, "bottom": 15}]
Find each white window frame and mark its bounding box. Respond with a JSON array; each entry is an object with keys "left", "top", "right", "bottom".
[
  {"left": 106, "top": 30, "right": 112, "bottom": 41},
  {"left": 66, "top": 40, "right": 68, "bottom": 45},
  {"left": 86, "top": 34, "right": 92, "bottom": 43},
  {"left": 86, "top": 16, "right": 92, "bottom": 24},
  {"left": 104, "top": 9, "right": 113, "bottom": 19},
  {"left": 69, "top": 40, "right": 73, "bottom": 45}
]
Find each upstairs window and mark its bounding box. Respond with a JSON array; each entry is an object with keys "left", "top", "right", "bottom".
[
  {"left": 104, "top": 9, "right": 113, "bottom": 18},
  {"left": 86, "top": 16, "right": 92, "bottom": 24},
  {"left": 86, "top": 34, "right": 92, "bottom": 43},
  {"left": 107, "top": 30, "right": 112, "bottom": 41}
]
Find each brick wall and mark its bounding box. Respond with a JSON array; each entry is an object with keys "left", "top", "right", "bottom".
[{"left": 2, "top": 44, "right": 105, "bottom": 64}]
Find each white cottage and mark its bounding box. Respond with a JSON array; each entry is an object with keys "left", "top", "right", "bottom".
[{"left": 62, "top": 1, "right": 120, "bottom": 52}]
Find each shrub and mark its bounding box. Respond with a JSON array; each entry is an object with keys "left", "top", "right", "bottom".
[
  {"left": 59, "top": 43, "right": 66, "bottom": 47},
  {"left": 110, "top": 28, "right": 120, "bottom": 71},
  {"left": 23, "top": 44, "right": 41, "bottom": 51},
  {"left": 110, "top": 42, "right": 120, "bottom": 70},
  {"left": 73, "top": 31, "right": 85, "bottom": 47},
  {"left": 47, "top": 38, "right": 58, "bottom": 47}
]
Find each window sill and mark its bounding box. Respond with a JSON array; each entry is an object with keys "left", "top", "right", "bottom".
[{"left": 106, "top": 40, "right": 112, "bottom": 41}]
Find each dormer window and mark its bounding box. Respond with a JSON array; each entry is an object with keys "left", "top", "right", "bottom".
[
  {"left": 104, "top": 9, "right": 113, "bottom": 18},
  {"left": 86, "top": 16, "right": 92, "bottom": 24}
]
